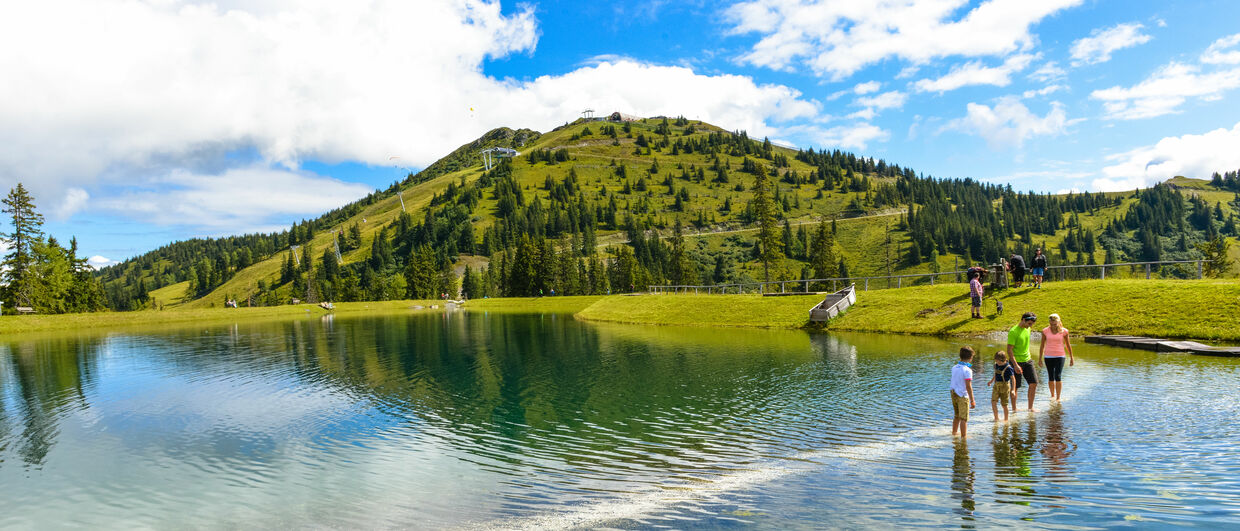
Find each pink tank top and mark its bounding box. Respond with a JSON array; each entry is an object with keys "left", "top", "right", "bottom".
[{"left": 1042, "top": 327, "right": 1068, "bottom": 357}]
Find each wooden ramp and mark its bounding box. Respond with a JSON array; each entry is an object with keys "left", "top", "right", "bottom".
[
  {"left": 809, "top": 284, "right": 856, "bottom": 323},
  {"left": 1085, "top": 335, "right": 1240, "bottom": 357}
]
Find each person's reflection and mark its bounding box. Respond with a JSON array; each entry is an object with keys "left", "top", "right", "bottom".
[
  {"left": 992, "top": 418, "right": 1038, "bottom": 503},
  {"left": 951, "top": 440, "right": 976, "bottom": 521},
  {"left": 1040, "top": 402, "right": 1076, "bottom": 481}
]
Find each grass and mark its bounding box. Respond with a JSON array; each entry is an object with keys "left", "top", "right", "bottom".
[
  {"left": 826, "top": 279, "right": 1240, "bottom": 341},
  {"left": 462, "top": 296, "right": 603, "bottom": 314},
  {"left": 571, "top": 279, "right": 1240, "bottom": 341},
  {"left": 0, "top": 300, "right": 447, "bottom": 336},
  {"left": 575, "top": 293, "right": 824, "bottom": 328}
]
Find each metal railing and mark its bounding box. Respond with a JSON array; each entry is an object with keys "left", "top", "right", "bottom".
[{"left": 648, "top": 260, "right": 1207, "bottom": 294}]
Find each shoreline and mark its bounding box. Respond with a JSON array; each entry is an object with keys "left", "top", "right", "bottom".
[{"left": 3, "top": 279, "right": 1238, "bottom": 342}]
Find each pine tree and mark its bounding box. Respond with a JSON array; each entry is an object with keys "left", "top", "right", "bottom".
[
  {"left": 2, "top": 183, "right": 45, "bottom": 308},
  {"left": 809, "top": 219, "right": 836, "bottom": 288},
  {"left": 750, "top": 164, "right": 783, "bottom": 286}
]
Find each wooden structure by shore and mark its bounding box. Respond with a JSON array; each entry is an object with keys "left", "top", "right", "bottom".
[
  {"left": 809, "top": 284, "right": 856, "bottom": 323},
  {"left": 1085, "top": 335, "right": 1240, "bottom": 357}
]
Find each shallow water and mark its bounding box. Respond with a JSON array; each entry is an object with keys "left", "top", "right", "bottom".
[{"left": 1, "top": 311, "right": 1237, "bottom": 528}]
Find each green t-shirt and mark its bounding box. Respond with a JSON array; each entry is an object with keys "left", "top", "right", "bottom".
[{"left": 1008, "top": 325, "right": 1032, "bottom": 363}]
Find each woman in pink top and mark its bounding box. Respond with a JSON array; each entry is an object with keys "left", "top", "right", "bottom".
[{"left": 1038, "top": 313, "right": 1074, "bottom": 400}]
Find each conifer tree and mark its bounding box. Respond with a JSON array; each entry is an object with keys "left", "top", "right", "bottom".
[
  {"left": 809, "top": 219, "right": 836, "bottom": 287},
  {"left": 750, "top": 164, "right": 783, "bottom": 285},
  {"left": 2, "top": 183, "right": 45, "bottom": 308}
]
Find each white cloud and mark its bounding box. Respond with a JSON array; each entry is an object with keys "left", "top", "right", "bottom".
[
  {"left": 725, "top": 0, "right": 1083, "bottom": 80},
  {"left": 786, "top": 123, "right": 889, "bottom": 150},
  {"left": 1201, "top": 33, "right": 1240, "bottom": 65},
  {"left": 1070, "top": 22, "right": 1151, "bottom": 66},
  {"left": 0, "top": 0, "right": 824, "bottom": 237},
  {"left": 54, "top": 188, "right": 90, "bottom": 220},
  {"left": 1096, "top": 121, "right": 1240, "bottom": 191},
  {"left": 1022, "top": 84, "right": 1066, "bottom": 98},
  {"left": 914, "top": 54, "right": 1036, "bottom": 93},
  {"left": 87, "top": 255, "right": 118, "bottom": 270},
  {"left": 853, "top": 81, "right": 881, "bottom": 95},
  {"left": 1029, "top": 61, "right": 1067, "bottom": 83},
  {"left": 94, "top": 166, "right": 373, "bottom": 234},
  {"left": 854, "top": 90, "right": 907, "bottom": 110},
  {"left": 946, "top": 97, "right": 1071, "bottom": 149},
  {"left": 1091, "top": 62, "right": 1240, "bottom": 119}
]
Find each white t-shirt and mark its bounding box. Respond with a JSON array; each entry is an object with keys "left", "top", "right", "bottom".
[{"left": 950, "top": 362, "right": 973, "bottom": 397}]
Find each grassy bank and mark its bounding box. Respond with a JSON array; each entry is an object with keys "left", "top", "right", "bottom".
[
  {"left": 826, "top": 279, "right": 1240, "bottom": 341},
  {"left": 0, "top": 300, "right": 445, "bottom": 335},
  {"left": 461, "top": 296, "right": 603, "bottom": 314},
  {"left": 573, "top": 280, "right": 1240, "bottom": 341},
  {"left": 575, "top": 293, "right": 823, "bottom": 328}
]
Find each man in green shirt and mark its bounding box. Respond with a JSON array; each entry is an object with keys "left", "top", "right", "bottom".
[{"left": 1006, "top": 312, "right": 1039, "bottom": 412}]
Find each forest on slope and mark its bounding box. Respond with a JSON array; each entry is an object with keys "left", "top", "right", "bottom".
[{"left": 93, "top": 116, "right": 1240, "bottom": 311}]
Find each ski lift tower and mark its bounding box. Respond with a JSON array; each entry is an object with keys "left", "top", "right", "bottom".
[
  {"left": 581, "top": 109, "right": 594, "bottom": 120},
  {"left": 479, "top": 147, "right": 519, "bottom": 171}
]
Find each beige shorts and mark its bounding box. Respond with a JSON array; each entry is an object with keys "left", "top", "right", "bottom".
[
  {"left": 951, "top": 391, "right": 970, "bottom": 420},
  {"left": 992, "top": 381, "right": 1010, "bottom": 406}
]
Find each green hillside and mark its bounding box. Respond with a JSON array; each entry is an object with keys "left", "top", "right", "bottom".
[{"left": 96, "top": 117, "right": 1240, "bottom": 309}]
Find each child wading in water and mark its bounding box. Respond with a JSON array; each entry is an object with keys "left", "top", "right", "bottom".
[
  {"left": 950, "top": 347, "right": 977, "bottom": 439},
  {"left": 987, "top": 351, "right": 1016, "bottom": 422}
]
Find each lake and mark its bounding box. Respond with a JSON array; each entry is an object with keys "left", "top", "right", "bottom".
[{"left": 2, "top": 310, "right": 1238, "bottom": 528}]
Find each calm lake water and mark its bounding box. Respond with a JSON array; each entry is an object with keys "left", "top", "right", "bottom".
[{"left": 1, "top": 310, "right": 1238, "bottom": 529}]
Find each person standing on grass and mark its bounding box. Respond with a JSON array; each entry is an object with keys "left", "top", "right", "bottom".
[
  {"left": 950, "top": 347, "right": 977, "bottom": 439},
  {"left": 1031, "top": 249, "right": 1047, "bottom": 288},
  {"left": 1006, "top": 312, "right": 1039, "bottom": 411},
  {"left": 1038, "top": 313, "right": 1074, "bottom": 401},
  {"left": 969, "top": 272, "right": 984, "bottom": 319},
  {"left": 1008, "top": 253, "right": 1026, "bottom": 288}
]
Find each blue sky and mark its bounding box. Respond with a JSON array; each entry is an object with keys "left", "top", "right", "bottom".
[{"left": 3, "top": 0, "right": 1240, "bottom": 266}]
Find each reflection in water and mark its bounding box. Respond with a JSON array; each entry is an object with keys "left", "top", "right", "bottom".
[
  {"left": 1040, "top": 402, "right": 1076, "bottom": 481},
  {"left": 0, "top": 336, "right": 103, "bottom": 467},
  {"left": 951, "top": 440, "right": 976, "bottom": 522},
  {"left": 0, "top": 317, "right": 1238, "bottom": 528},
  {"left": 992, "top": 418, "right": 1038, "bottom": 505}
]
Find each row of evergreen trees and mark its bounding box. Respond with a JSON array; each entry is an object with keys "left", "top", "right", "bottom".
[{"left": 1, "top": 184, "right": 107, "bottom": 314}]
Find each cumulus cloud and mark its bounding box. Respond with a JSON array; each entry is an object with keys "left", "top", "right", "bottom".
[
  {"left": 945, "top": 97, "right": 1072, "bottom": 149},
  {"left": 1091, "top": 62, "right": 1240, "bottom": 120},
  {"left": 1201, "top": 33, "right": 1240, "bottom": 65},
  {"left": 93, "top": 166, "right": 374, "bottom": 233},
  {"left": 1095, "top": 121, "right": 1240, "bottom": 191},
  {"left": 1028, "top": 61, "right": 1067, "bottom": 83},
  {"left": 0, "top": 0, "right": 823, "bottom": 239},
  {"left": 725, "top": 0, "right": 1082, "bottom": 80},
  {"left": 1022, "top": 85, "right": 1066, "bottom": 98},
  {"left": 1070, "top": 22, "right": 1152, "bottom": 66},
  {"left": 87, "top": 256, "right": 118, "bottom": 270},
  {"left": 853, "top": 81, "right": 881, "bottom": 95},
  {"left": 54, "top": 188, "right": 90, "bottom": 220},
  {"left": 784, "top": 123, "right": 889, "bottom": 150},
  {"left": 914, "top": 54, "right": 1036, "bottom": 93}
]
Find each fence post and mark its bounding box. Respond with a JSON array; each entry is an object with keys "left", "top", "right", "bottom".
[
  {"left": 864, "top": 278, "right": 869, "bottom": 291},
  {"left": 1145, "top": 263, "right": 1151, "bottom": 279},
  {"left": 1198, "top": 261, "right": 1203, "bottom": 279},
  {"left": 930, "top": 275, "right": 935, "bottom": 286},
  {"left": 781, "top": 281, "right": 786, "bottom": 293},
  {"left": 1100, "top": 266, "right": 1105, "bottom": 280},
  {"left": 898, "top": 277, "right": 902, "bottom": 288}
]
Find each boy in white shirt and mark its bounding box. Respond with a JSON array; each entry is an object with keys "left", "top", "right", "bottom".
[{"left": 950, "top": 347, "right": 977, "bottom": 439}]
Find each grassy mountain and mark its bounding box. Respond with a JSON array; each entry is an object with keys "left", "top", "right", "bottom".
[{"left": 99, "top": 116, "right": 1240, "bottom": 310}]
